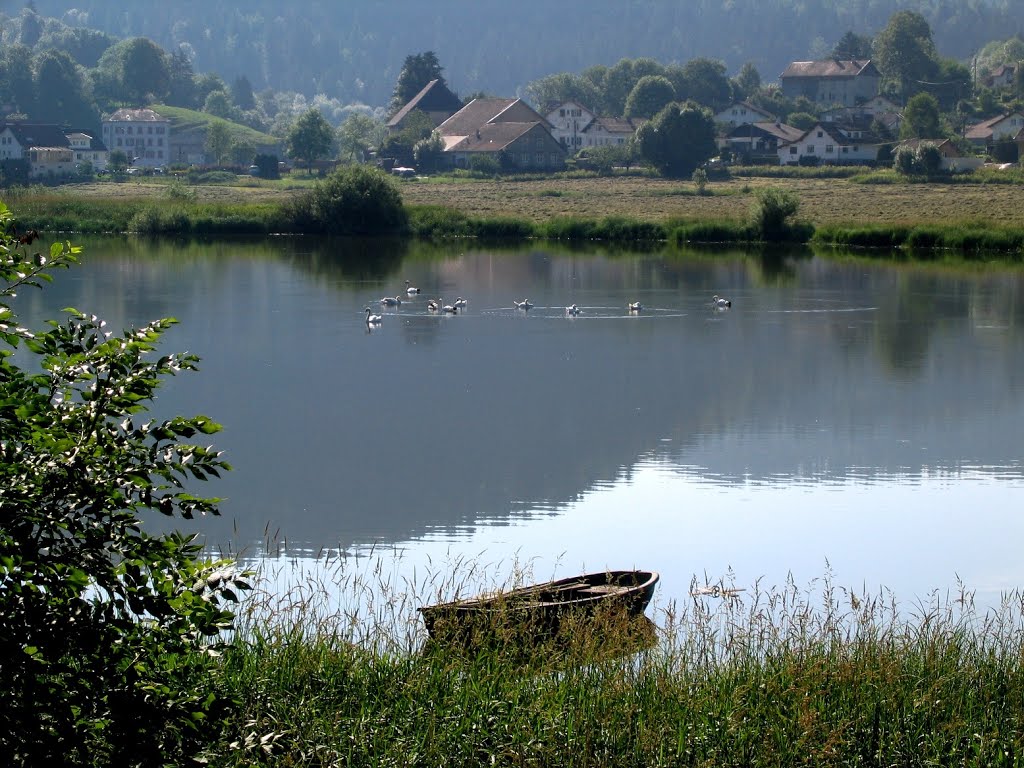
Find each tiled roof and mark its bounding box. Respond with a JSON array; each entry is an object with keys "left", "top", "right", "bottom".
[
  {"left": 0, "top": 122, "right": 70, "bottom": 148},
  {"left": 105, "top": 108, "right": 167, "bottom": 122},
  {"left": 750, "top": 121, "right": 804, "bottom": 142},
  {"left": 436, "top": 98, "right": 549, "bottom": 138},
  {"left": 583, "top": 116, "right": 643, "bottom": 134},
  {"left": 965, "top": 113, "right": 1023, "bottom": 139},
  {"left": 386, "top": 79, "right": 463, "bottom": 128},
  {"left": 446, "top": 121, "right": 537, "bottom": 152},
  {"left": 781, "top": 60, "right": 879, "bottom": 79}
]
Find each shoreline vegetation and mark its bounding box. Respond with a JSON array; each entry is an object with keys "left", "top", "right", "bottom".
[
  {"left": 222, "top": 560, "right": 1024, "bottom": 766},
  {"left": 4, "top": 165, "right": 1024, "bottom": 259}
]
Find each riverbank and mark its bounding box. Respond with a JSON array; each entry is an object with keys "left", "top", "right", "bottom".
[
  {"left": 5, "top": 172, "right": 1024, "bottom": 256},
  {"left": 207, "top": 566, "right": 1024, "bottom": 766}
]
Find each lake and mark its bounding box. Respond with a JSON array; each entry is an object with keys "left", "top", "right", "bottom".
[{"left": 11, "top": 235, "right": 1024, "bottom": 612}]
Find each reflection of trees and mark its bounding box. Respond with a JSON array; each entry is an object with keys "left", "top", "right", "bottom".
[{"left": 873, "top": 275, "right": 941, "bottom": 374}]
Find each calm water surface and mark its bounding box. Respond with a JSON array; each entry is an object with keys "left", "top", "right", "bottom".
[{"left": 13, "top": 236, "right": 1024, "bottom": 609}]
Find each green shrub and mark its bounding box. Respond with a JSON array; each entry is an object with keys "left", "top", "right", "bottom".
[
  {"left": 749, "top": 187, "right": 801, "bottom": 241},
  {"left": 0, "top": 202, "right": 249, "bottom": 764},
  {"left": 290, "top": 164, "right": 408, "bottom": 235}
]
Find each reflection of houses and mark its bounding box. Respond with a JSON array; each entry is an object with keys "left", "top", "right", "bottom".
[
  {"left": 102, "top": 108, "right": 170, "bottom": 167},
  {"left": 0, "top": 122, "right": 107, "bottom": 177},
  {"left": 713, "top": 101, "right": 774, "bottom": 127},
  {"left": 438, "top": 98, "right": 566, "bottom": 171},
  {"left": 780, "top": 59, "right": 881, "bottom": 107},
  {"left": 723, "top": 121, "right": 803, "bottom": 161},
  {"left": 778, "top": 121, "right": 883, "bottom": 165},
  {"left": 965, "top": 112, "right": 1024, "bottom": 148},
  {"left": 386, "top": 79, "right": 463, "bottom": 134},
  {"left": 895, "top": 138, "right": 984, "bottom": 172}
]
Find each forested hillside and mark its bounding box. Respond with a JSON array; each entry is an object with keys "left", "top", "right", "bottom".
[{"left": 29, "top": 0, "right": 1023, "bottom": 107}]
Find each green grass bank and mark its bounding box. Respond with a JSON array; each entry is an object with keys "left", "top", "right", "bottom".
[{"left": 205, "top": 565, "right": 1024, "bottom": 767}]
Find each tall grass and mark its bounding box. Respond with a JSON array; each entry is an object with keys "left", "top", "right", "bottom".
[{"left": 207, "top": 558, "right": 1024, "bottom": 767}]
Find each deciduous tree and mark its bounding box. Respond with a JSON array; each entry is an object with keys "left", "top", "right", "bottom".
[
  {"left": 286, "top": 108, "right": 335, "bottom": 172},
  {"left": 624, "top": 75, "right": 676, "bottom": 119},
  {"left": 636, "top": 100, "right": 716, "bottom": 178}
]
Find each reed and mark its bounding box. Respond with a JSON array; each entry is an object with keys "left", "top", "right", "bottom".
[{"left": 206, "top": 558, "right": 1024, "bottom": 767}]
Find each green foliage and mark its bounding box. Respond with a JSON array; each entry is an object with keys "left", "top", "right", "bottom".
[
  {"left": 468, "top": 154, "right": 501, "bottom": 177},
  {"left": 692, "top": 166, "right": 709, "bottom": 193},
  {"left": 900, "top": 93, "right": 942, "bottom": 139},
  {"left": 624, "top": 75, "right": 676, "bottom": 119},
  {"left": 873, "top": 10, "right": 939, "bottom": 100},
  {"left": 390, "top": 51, "right": 448, "bottom": 114},
  {"left": 636, "top": 101, "right": 717, "bottom": 178},
  {"left": 289, "top": 164, "right": 408, "bottom": 235},
  {"left": 286, "top": 108, "right": 335, "bottom": 172},
  {"left": 205, "top": 121, "right": 233, "bottom": 165},
  {"left": 787, "top": 111, "right": 817, "bottom": 131},
  {"left": 0, "top": 201, "right": 248, "bottom": 764},
  {"left": 893, "top": 141, "right": 944, "bottom": 177},
  {"left": 749, "top": 187, "right": 801, "bottom": 241},
  {"left": 413, "top": 130, "right": 446, "bottom": 173},
  {"left": 253, "top": 153, "right": 281, "bottom": 179}
]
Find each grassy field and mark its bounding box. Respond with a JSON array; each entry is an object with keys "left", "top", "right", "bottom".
[{"left": 47, "top": 173, "right": 1024, "bottom": 230}]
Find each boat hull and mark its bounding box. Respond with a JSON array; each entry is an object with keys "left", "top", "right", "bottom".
[{"left": 419, "top": 570, "right": 659, "bottom": 643}]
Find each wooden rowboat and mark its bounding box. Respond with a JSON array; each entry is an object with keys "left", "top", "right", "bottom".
[{"left": 418, "top": 569, "right": 659, "bottom": 642}]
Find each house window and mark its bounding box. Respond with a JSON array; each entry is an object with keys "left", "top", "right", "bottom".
[
  {"left": 826, "top": 145, "right": 834, "bottom": 153},
  {"left": 816, "top": 131, "right": 823, "bottom": 138},
  {"left": 560, "top": 109, "right": 565, "bottom": 117},
  {"left": 807, "top": 145, "right": 815, "bottom": 153},
  {"left": 789, "top": 146, "right": 798, "bottom": 155},
  {"left": 842, "top": 146, "right": 849, "bottom": 153}
]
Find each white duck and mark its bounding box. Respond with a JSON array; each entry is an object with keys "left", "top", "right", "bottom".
[
  {"left": 712, "top": 294, "right": 732, "bottom": 309},
  {"left": 441, "top": 301, "right": 458, "bottom": 314},
  {"left": 380, "top": 296, "right": 402, "bottom": 306},
  {"left": 628, "top": 301, "right": 643, "bottom": 312},
  {"left": 565, "top": 304, "right": 581, "bottom": 316},
  {"left": 405, "top": 280, "right": 421, "bottom": 294},
  {"left": 365, "top": 307, "right": 382, "bottom": 325},
  {"left": 454, "top": 297, "right": 468, "bottom": 308},
  {"left": 514, "top": 299, "right": 533, "bottom": 310},
  {"left": 427, "top": 299, "right": 440, "bottom": 312}
]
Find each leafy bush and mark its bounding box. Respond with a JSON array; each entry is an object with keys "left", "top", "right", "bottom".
[
  {"left": 289, "top": 164, "right": 408, "bottom": 235},
  {"left": 0, "top": 202, "right": 248, "bottom": 764},
  {"left": 749, "top": 187, "right": 801, "bottom": 241}
]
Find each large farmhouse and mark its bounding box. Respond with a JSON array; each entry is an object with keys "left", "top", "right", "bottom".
[
  {"left": 780, "top": 59, "right": 881, "bottom": 108},
  {"left": 437, "top": 98, "right": 566, "bottom": 171}
]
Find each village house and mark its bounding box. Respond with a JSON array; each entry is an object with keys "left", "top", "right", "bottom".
[
  {"left": 778, "top": 121, "right": 883, "bottom": 165},
  {"left": 0, "top": 122, "right": 106, "bottom": 178},
  {"left": 965, "top": 112, "right": 1024, "bottom": 148},
  {"left": 543, "top": 100, "right": 598, "bottom": 152},
  {"left": 66, "top": 130, "right": 109, "bottom": 170},
  {"left": 580, "top": 116, "right": 642, "bottom": 148},
  {"left": 386, "top": 78, "right": 463, "bottom": 134},
  {"left": 101, "top": 107, "right": 170, "bottom": 168},
  {"left": 722, "top": 121, "right": 803, "bottom": 162},
  {"left": 780, "top": 59, "right": 881, "bottom": 107},
  {"left": 713, "top": 101, "right": 775, "bottom": 127},
  {"left": 982, "top": 64, "right": 1017, "bottom": 90},
  {"left": 437, "top": 98, "right": 566, "bottom": 171}
]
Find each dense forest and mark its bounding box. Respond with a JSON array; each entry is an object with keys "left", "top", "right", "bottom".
[{"left": 24, "top": 0, "right": 1024, "bottom": 107}]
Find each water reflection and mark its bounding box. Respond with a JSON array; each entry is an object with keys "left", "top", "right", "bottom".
[{"left": 10, "top": 235, "right": 1024, "bottom": 605}]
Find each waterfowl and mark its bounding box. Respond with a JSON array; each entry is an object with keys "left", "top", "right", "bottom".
[
  {"left": 405, "top": 280, "right": 421, "bottom": 294},
  {"left": 566, "top": 304, "right": 581, "bottom": 316},
  {"left": 628, "top": 301, "right": 643, "bottom": 312},
  {"left": 514, "top": 299, "right": 533, "bottom": 310},
  {"left": 365, "top": 307, "right": 382, "bottom": 325},
  {"left": 427, "top": 299, "right": 440, "bottom": 312},
  {"left": 454, "top": 297, "right": 468, "bottom": 308},
  {"left": 380, "top": 296, "right": 402, "bottom": 306},
  {"left": 712, "top": 295, "right": 732, "bottom": 309},
  {"left": 441, "top": 302, "right": 458, "bottom": 314}
]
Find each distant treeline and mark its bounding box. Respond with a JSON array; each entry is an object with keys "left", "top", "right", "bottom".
[{"left": 25, "top": 0, "right": 1023, "bottom": 106}]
